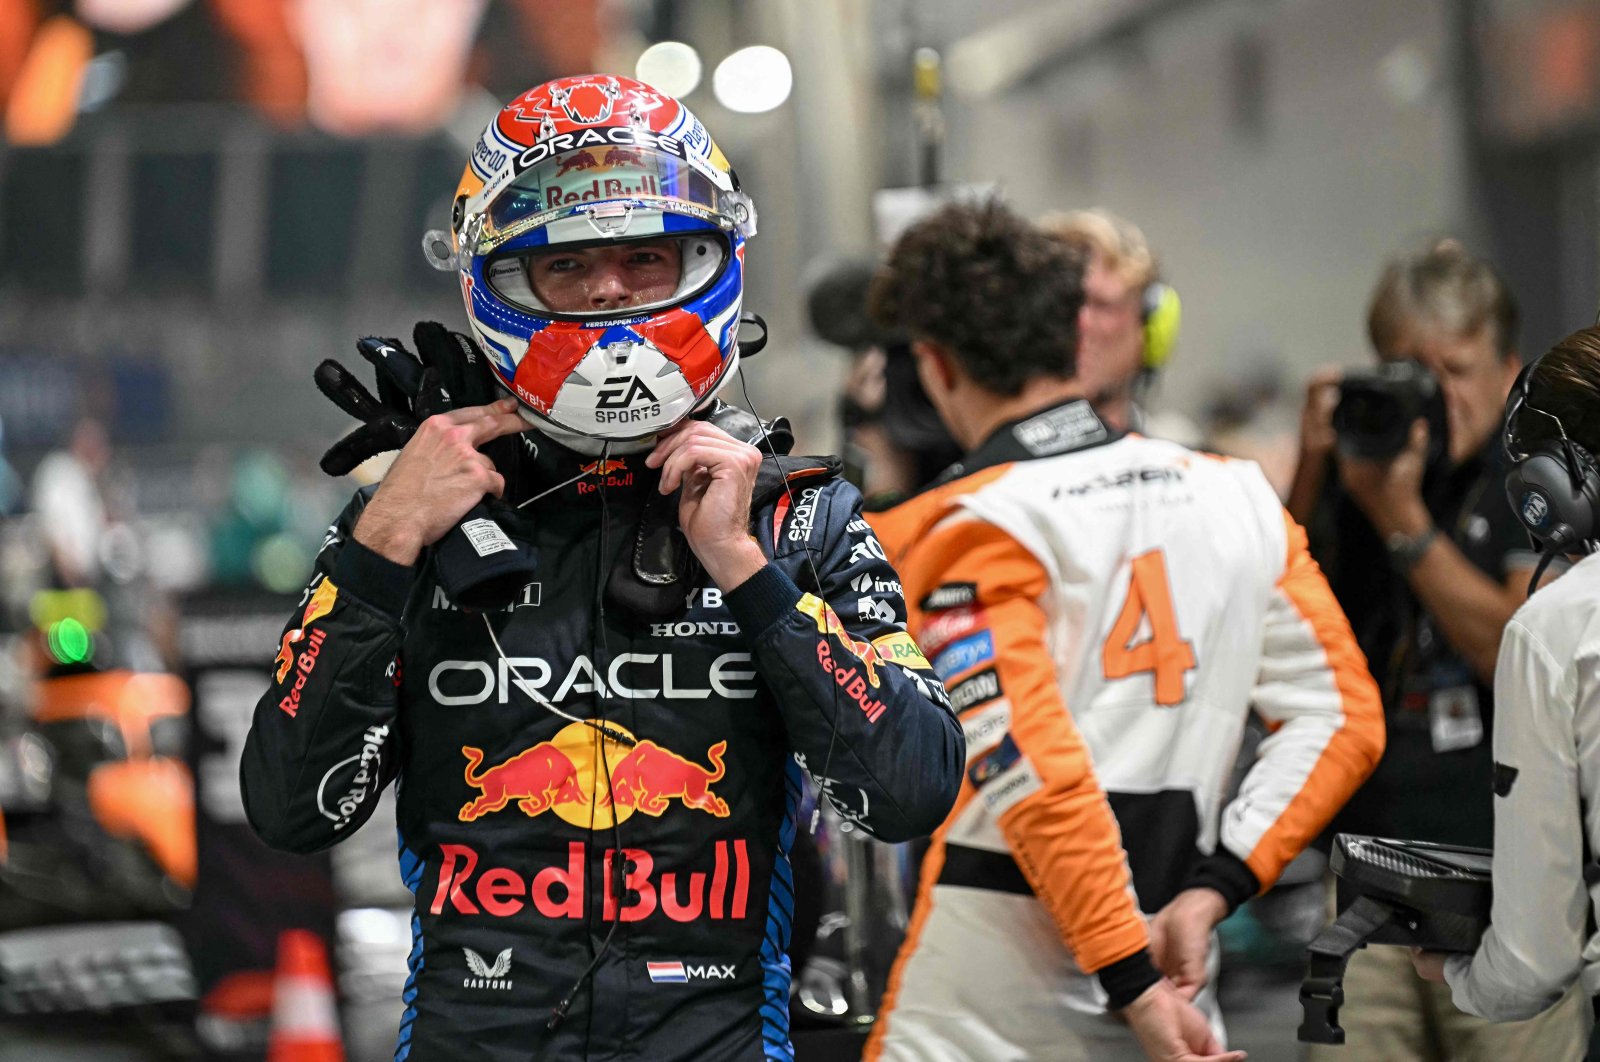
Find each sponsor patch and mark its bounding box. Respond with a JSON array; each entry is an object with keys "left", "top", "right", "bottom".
[
  {"left": 960, "top": 700, "right": 1011, "bottom": 762},
  {"left": 649, "top": 619, "right": 741, "bottom": 637},
  {"left": 949, "top": 667, "right": 1002, "bottom": 712},
  {"left": 857, "top": 595, "right": 897, "bottom": 624},
  {"left": 920, "top": 583, "right": 977, "bottom": 612},
  {"left": 646, "top": 960, "right": 735, "bottom": 983},
  {"left": 848, "top": 537, "right": 887, "bottom": 564},
  {"left": 795, "top": 594, "right": 887, "bottom": 688},
  {"left": 1012, "top": 402, "right": 1106, "bottom": 456},
  {"left": 969, "top": 733, "right": 1021, "bottom": 786},
  {"left": 276, "top": 628, "right": 327, "bottom": 717},
  {"left": 932, "top": 631, "right": 995, "bottom": 680},
  {"left": 920, "top": 605, "right": 986, "bottom": 657},
  {"left": 430, "top": 837, "right": 750, "bottom": 921},
  {"left": 463, "top": 947, "right": 513, "bottom": 991},
  {"left": 978, "top": 759, "right": 1043, "bottom": 816},
  {"left": 850, "top": 572, "right": 902, "bottom": 595},
  {"left": 968, "top": 737, "right": 1040, "bottom": 816},
  {"left": 434, "top": 582, "right": 541, "bottom": 612},
  {"left": 317, "top": 724, "right": 389, "bottom": 830},
  {"left": 871, "top": 631, "right": 932, "bottom": 670},
  {"left": 647, "top": 961, "right": 686, "bottom": 984},
  {"left": 786, "top": 487, "right": 823, "bottom": 543},
  {"left": 816, "top": 642, "right": 888, "bottom": 723}
]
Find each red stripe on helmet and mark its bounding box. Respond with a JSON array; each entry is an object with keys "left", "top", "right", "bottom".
[
  {"left": 639, "top": 308, "right": 725, "bottom": 397},
  {"left": 512, "top": 324, "right": 599, "bottom": 414}
]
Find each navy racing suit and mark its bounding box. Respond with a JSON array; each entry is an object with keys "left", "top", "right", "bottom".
[{"left": 240, "top": 436, "right": 964, "bottom": 1060}]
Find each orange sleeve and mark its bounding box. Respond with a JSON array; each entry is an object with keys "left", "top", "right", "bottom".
[
  {"left": 1231, "top": 511, "right": 1385, "bottom": 888},
  {"left": 903, "top": 511, "right": 1149, "bottom": 974}
]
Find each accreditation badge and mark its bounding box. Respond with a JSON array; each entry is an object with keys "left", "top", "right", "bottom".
[{"left": 1428, "top": 684, "right": 1483, "bottom": 753}]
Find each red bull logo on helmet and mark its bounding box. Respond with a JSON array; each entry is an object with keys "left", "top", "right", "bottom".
[
  {"left": 553, "top": 149, "right": 601, "bottom": 176},
  {"left": 457, "top": 722, "right": 730, "bottom": 829},
  {"left": 544, "top": 174, "right": 664, "bottom": 211}
]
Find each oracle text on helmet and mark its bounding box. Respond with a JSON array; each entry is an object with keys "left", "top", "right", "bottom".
[{"left": 516, "top": 127, "right": 687, "bottom": 173}]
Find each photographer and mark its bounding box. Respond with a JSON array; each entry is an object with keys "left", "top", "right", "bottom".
[
  {"left": 1409, "top": 326, "right": 1600, "bottom": 1024},
  {"left": 1292, "top": 242, "right": 1589, "bottom": 1058}
]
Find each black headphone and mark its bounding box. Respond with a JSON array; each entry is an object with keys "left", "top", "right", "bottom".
[{"left": 1503, "top": 353, "right": 1600, "bottom": 588}]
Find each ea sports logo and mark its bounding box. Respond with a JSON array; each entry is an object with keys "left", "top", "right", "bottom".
[
  {"left": 597, "top": 376, "right": 659, "bottom": 410},
  {"left": 1521, "top": 490, "right": 1550, "bottom": 529}
]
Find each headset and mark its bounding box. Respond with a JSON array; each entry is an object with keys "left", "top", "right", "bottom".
[
  {"left": 1502, "top": 352, "right": 1600, "bottom": 592},
  {"left": 1140, "top": 279, "right": 1182, "bottom": 374}
]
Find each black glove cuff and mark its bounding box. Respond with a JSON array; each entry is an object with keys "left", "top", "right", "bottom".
[
  {"left": 431, "top": 500, "right": 539, "bottom": 612},
  {"left": 1181, "top": 851, "right": 1261, "bottom": 915},
  {"left": 1096, "top": 947, "right": 1162, "bottom": 1011}
]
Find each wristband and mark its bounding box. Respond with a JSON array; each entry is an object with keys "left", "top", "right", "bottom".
[{"left": 1386, "top": 525, "right": 1439, "bottom": 572}]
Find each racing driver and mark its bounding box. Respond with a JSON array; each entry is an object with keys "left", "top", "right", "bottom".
[{"left": 240, "top": 75, "right": 964, "bottom": 1060}]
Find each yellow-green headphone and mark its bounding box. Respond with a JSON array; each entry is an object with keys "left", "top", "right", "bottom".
[{"left": 1141, "top": 281, "right": 1182, "bottom": 373}]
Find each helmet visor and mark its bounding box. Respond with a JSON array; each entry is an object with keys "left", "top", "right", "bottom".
[
  {"left": 484, "top": 232, "right": 729, "bottom": 320},
  {"left": 478, "top": 141, "right": 747, "bottom": 253}
]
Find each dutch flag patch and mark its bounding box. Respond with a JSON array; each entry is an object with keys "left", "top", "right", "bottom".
[{"left": 647, "top": 961, "right": 687, "bottom": 984}]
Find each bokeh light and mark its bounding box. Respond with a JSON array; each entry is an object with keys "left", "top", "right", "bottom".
[
  {"left": 636, "top": 41, "right": 702, "bottom": 98},
  {"left": 46, "top": 618, "right": 93, "bottom": 665},
  {"left": 712, "top": 46, "right": 793, "bottom": 114}
]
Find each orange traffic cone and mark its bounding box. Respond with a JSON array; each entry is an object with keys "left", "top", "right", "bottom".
[{"left": 266, "top": 929, "right": 344, "bottom": 1062}]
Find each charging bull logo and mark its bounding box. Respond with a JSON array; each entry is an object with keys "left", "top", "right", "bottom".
[
  {"left": 577, "top": 456, "right": 634, "bottom": 494},
  {"left": 554, "top": 150, "right": 600, "bottom": 176},
  {"left": 459, "top": 722, "right": 729, "bottom": 828},
  {"left": 795, "top": 594, "right": 884, "bottom": 687},
  {"left": 274, "top": 579, "right": 339, "bottom": 717},
  {"left": 600, "top": 740, "right": 729, "bottom": 817},
  {"left": 459, "top": 743, "right": 587, "bottom": 821},
  {"left": 275, "top": 578, "right": 339, "bottom": 682},
  {"left": 603, "top": 147, "right": 648, "bottom": 168}
]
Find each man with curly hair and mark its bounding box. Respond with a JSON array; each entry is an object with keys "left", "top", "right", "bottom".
[{"left": 863, "top": 199, "right": 1386, "bottom": 1062}]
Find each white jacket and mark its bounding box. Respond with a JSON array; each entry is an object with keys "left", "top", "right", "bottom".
[{"left": 1446, "top": 549, "right": 1600, "bottom": 1020}]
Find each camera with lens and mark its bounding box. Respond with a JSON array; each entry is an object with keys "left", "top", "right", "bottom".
[{"left": 1333, "top": 360, "right": 1450, "bottom": 466}]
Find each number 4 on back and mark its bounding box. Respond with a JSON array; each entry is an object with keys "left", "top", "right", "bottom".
[{"left": 1101, "top": 549, "right": 1196, "bottom": 706}]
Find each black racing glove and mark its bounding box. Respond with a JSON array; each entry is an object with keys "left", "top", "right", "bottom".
[{"left": 314, "top": 323, "right": 538, "bottom": 612}]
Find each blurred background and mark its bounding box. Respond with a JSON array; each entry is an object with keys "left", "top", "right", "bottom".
[{"left": 0, "top": 0, "right": 1596, "bottom": 1058}]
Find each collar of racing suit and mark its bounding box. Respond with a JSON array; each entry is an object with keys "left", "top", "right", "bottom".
[
  {"left": 928, "top": 397, "right": 1125, "bottom": 489},
  {"left": 505, "top": 402, "right": 796, "bottom": 513},
  {"left": 506, "top": 430, "right": 658, "bottom": 512}
]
